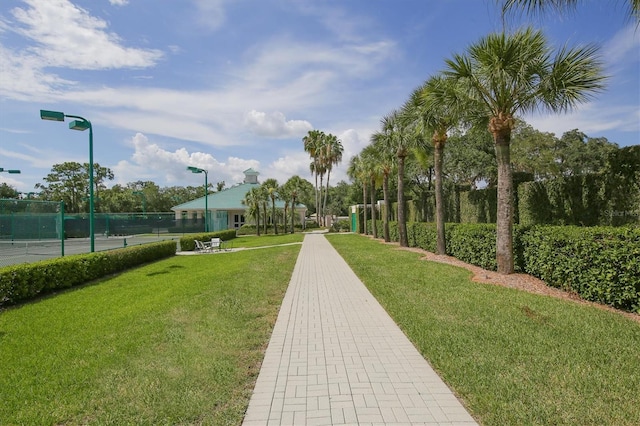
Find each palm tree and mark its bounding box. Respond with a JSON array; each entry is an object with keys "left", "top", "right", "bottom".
[
  {"left": 262, "top": 178, "right": 280, "bottom": 235},
  {"left": 242, "top": 187, "right": 262, "bottom": 236},
  {"left": 347, "top": 155, "right": 368, "bottom": 235},
  {"left": 443, "top": 27, "right": 606, "bottom": 273},
  {"left": 283, "top": 175, "right": 309, "bottom": 233},
  {"left": 360, "top": 144, "right": 381, "bottom": 239},
  {"left": 404, "top": 76, "right": 465, "bottom": 255},
  {"left": 380, "top": 110, "right": 413, "bottom": 247},
  {"left": 370, "top": 133, "right": 395, "bottom": 242},
  {"left": 303, "top": 130, "right": 325, "bottom": 226},
  {"left": 500, "top": 0, "right": 639, "bottom": 22},
  {"left": 322, "top": 133, "right": 344, "bottom": 223}
]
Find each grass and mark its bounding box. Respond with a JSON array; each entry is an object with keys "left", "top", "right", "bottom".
[
  {"left": 232, "top": 232, "right": 304, "bottom": 248},
  {"left": 326, "top": 234, "right": 640, "bottom": 426},
  {"left": 0, "top": 244, "right": 300, "bottom": 425}
]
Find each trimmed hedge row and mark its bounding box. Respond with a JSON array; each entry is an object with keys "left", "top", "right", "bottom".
[
  {"left": 369, "top": 220, "right": 640, "bottom": 313},
  {"left": 0, "top": 240, "right": 177, "bottom": 306},
  {"left": 179, "top": 229, "right": 237, "bottom": 251}
]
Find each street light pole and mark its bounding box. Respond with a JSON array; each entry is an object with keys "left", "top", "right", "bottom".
[
  {"left": 187, "top": 166, "right": 209, "bottom": 232},
  {"left": 40, "top": 110, "right": 95, "bottom": 252}
]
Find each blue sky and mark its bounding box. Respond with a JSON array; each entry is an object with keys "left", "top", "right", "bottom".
[{"left": 1, "top": 0, "right": 638, "bottom": 193}]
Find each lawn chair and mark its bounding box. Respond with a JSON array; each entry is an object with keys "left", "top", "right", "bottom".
[
  {"left": 195, "top": 240, "right": 212, "bottom": 252},
  {"left": 210, "top": 237, "right": 223, "bottom": 251}
]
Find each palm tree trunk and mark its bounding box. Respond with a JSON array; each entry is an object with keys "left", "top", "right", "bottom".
[
  {"left": 324, "top": 169, "right": 331, "bottom": 225},
  {"left": 370, "top": 176, "right": 377, "bottom": 238},
  {"left": 319, "top": 174, "right": 324, "bottom": 226},
  {"left": 256, "top": 205, "right": 261, "bottom": 236},
  {"left": 362, "top": 183, "right": 368, "bottom": 235},
  {"left": 382, "top": 173, "right": 390, "bottom": 242},
  {"left": 272, "top": 198, "right": 278, "bottom": 235},
  {"left": 495, "top": 133, "right": 514, "bottom": 274},
  {"left": 434, "top": 139, "right": 446, "bottom": 255},
  {"left": 397, "top": 154, "right": 408, "bottom": 247},
  {"left": 314, "top": 170, "right": 319, "bottom": 226},
  {"left": 291, "top": 195, "right": 296, "bottom": 234}
]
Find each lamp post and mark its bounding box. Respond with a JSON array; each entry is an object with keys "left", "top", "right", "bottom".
[
  {"left": 187, "top": 166, "right": 209, "bottom": 232},
  {"left": 0, "top": 168, "right": 21, "bottom": 174},
  {"left": 40, "top": 109, "right": 95, "bottom": 252},
  {"left": 133, "top": 191, "right": 147, "bottom": 217}
]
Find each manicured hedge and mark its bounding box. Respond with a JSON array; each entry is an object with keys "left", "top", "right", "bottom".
[
  {"left": 179, "top": 229, "right": 237, "bottom": 251},
  {"left": 367, "top": 220, "right": 640, "bottom": 313},
  {"left": 0, "top": 240, "right": 176, "bottom": 306}
]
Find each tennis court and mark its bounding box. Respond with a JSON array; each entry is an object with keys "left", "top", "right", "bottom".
[{"left": 0, "top": 235, "right": 180, "bottom": 268}]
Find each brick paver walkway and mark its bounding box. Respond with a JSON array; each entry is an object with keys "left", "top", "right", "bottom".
[{"left": 242, "top": 233, "right": 478, "bottom": 425}]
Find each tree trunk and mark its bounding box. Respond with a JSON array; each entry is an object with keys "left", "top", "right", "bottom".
[
  {"left": 397, "top": 154, "right": 408, "bottom": 247},
  {"left": 272, "top": 199, "right": 278, "bottom": 235},
  {"left": 382, "top": 173, "right": 390, "bottom": 242},
  {"left": 291, "top": 195, "right": 296, "bottom": 234},
  {"left": 370, "top": 176, "right": 377, "bottom": 238},
  {"left": 362, "top": 183, "right": 368, "bottom": 235},
  {"left": 324, "top": 169, "right": 331, "bottom": 225},
  {"left": 314, "top": 170, "right": 319, "bottom": 227},
  {"left": 492, "top": 115, "right": 515, "bottom": 274},
  {"left": 319, "top": 174, "right": 324, "bottom": 226},
  {"left": 256, "top": 205, "right": 261, "bottom": 236},
  {"left": 434, "top": 138, "right": 446, "bottom": 255}
]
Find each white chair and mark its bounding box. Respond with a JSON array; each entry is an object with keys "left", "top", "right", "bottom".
[{"left": 195, "top": 240, "right": 212, "bottom": 252}]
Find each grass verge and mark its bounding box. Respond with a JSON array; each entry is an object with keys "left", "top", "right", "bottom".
[
  {"left": 0, "top": 244, "right": 300, "bottom": 425},
  {"left": 326, "top": 234, "right": 640, "bottom": 426}
]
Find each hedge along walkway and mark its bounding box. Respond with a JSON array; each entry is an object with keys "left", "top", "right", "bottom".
[
  {"left": 242, "top": 233, "right": 477, "bottom": 425},
  {"left": 391, "top": 242, "right": 640, "bottom": 325}
]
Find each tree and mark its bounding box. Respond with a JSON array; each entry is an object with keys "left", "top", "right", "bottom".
[
  {"left": 283, "top": 175, "right": 313, "bottom": 233},
  {"left": 0, "top": 183, "right": 19, "bottom": 199},
  {"left": 443, "top": 27, "right": 606, "bottom": 273},
  {"left": 500, "top": 0, "right": 640, "bottom": 22},
  {"left": 303, "top": 130, "right": 326, "bottom": 226},
  {"left": 35, "top": 162, "right": 87, "bottom": 213},
  {"left": 262, "top": 178, "right": 279, "bottom": 234},
  {"left": 321, "top": 133, "right": 344, "bottom": 223},
  {"left": 243, "top": 186, "right": 263, "bottom": 236},
  {"left": 405, "top": 76, "right": 465, "bottom": 255},
  {"left": 360, "top": 144, "right": 380, "bottom": 239},
  {"left": 347, "top": 155, "right": 368, "bottom": 235},
  {"left": 370, "top": 133, "right": 395, "bottom": 242}
]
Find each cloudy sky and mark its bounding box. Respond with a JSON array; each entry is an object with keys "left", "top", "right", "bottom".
[{"left": 1, "top": 0, "right": 638, "bottom": 192}]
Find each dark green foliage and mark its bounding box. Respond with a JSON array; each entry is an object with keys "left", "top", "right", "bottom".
[
  {"left": 522, "top": 226, "right": 640, "bottom": 312},
  {"left": 459, "top": 188, "right": 497, "bottom": 223},
  {"left": 179, "top": 230, "right": 237, "bottom": 251},
  {"left": 0, "top": 241, "right": 176, "bottom": 306},
  {"left": 367, "top": 220, "right": 639, "bottom": 312}
]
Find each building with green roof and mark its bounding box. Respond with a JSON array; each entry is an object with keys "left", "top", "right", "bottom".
[{"left": 171, "top": 169, "right": 306, "bottom": 232}]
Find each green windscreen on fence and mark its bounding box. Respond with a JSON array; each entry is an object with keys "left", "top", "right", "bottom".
[{"left": 0, "top": 199, "right": 63, "bottom": 240}]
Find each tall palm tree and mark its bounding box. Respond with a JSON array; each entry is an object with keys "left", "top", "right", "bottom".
[
  {"left": 243, "top": 187, "right": 262, "bottom": 236},
  {"left": 347, "top": 155, "right": 368, "bottom": 235},
  {"left": 262, "top": 178, "right": 280, "bottom": 235},
  {"left": 370, "top": 132, "right": 395, "bottom": 242},
  {"left": 500, "top": 0, "right": 639, "bottom": 22},
  {"left": 360, "top": 144, "right": 381, "bottom": 239},
  {"left": 443, "top": 27, "right": 606, "bottom": 273},
  {"left": 322, "top": 133, "right": 344, "bottom": 223},
  {"left": 381, "top": 110, "right": 413, "bottom": 247},
  {"left": 404, "top": 76, "right": 465, "bottom": 255},
  {"left": 283, "top": 175, "right": 308, "bottom": 234},
  {"left": 303, "top": 130, "right": 325, "bottom": 226}
]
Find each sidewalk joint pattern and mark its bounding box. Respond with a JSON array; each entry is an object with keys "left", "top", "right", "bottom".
[{"left": 242, "top": 233, "right": 477, "bottom": 426}]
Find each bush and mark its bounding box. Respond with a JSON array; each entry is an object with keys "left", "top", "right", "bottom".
[
  {"left": 362, "top": 220, "right": 639, "bottom": 312},
  {"left": 0, "top": 241, "right": 176, "bottom": 306},
  {"left": 179, "top": 230, "right": 237, "bottom": 251},
  {"left": 330, "top": 219, "right": 351, "bottom": 233}
]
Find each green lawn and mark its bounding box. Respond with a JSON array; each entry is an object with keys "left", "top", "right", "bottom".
[
  {"left": 326, "top": 234, "right": 640, "bottom": 426},
  {"left": 232, "top": 233, "right": 304, "bottom": 248},
  {"left": 0, "top": 244, "right": 300, "bottom": 425}
]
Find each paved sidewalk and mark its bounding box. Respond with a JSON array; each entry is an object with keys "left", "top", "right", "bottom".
[{"left": 242, "top": 233, "right": 478, "bottom": 426}]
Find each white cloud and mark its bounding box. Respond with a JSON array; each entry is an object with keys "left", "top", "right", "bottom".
[
  {"left": 244, "top": 110, "right": 313, "bottom": 138},
  {"left": 109, "top": 0, "right": 129, "bottom": 6},
  {"left": 8, "top": 0, "right": 162, "bottom": 70},
  {"left": 112, "top": 133, "right": 261, "bottom": 187},
  {"left": 192, "top": 0, "right": 229, "bottom": 31},
  {"left": 603, "top": 24, "right": 640, "bottom": 65}
]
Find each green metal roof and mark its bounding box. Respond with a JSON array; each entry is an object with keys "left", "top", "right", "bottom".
[{"left": 171, "top": 183, "right": 301, "bottom": 211}]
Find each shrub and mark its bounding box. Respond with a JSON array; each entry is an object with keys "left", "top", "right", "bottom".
[
  {"left": 329, "top": 219, "right": 351, "bottom": 233},
  {"left": 179, "top": 230, "right": 237, "bottom": 251},
  {"left": 0, "top": 241, "right": 176, "bottom": 306}
]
